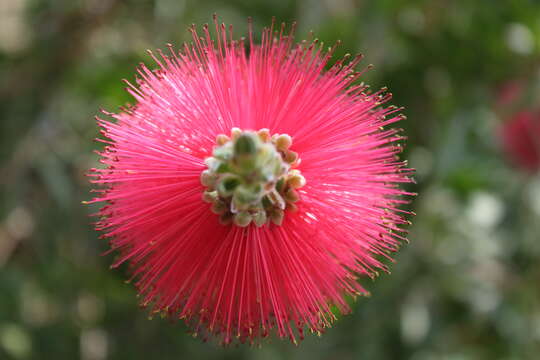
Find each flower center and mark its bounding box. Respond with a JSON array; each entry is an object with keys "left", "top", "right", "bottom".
[{"left": 201, "top": 128, "right": 305, "bottom": 227}]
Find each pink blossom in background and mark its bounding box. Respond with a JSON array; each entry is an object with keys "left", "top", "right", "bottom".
[
  {"left": 87, "top": 17, "right": 414, "bottom": 345},
  {"left": 500, "top": 110, "right": 540, "bottom": 173}
]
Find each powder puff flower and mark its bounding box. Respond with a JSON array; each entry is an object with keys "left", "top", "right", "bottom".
[
  {"left": 500, "top": 110, "right": 540, "bottom": 172},
  {"left": 87, "top": 17, "right": 414, "bottom": 345}
]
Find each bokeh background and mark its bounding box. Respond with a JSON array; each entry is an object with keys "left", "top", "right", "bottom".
[{"left": 2, "top": 0, "right": 540, "bottom": 359}]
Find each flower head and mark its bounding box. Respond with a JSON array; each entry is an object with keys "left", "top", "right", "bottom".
[
  {"left": 88, "top": 17, "right": 414, "bottom": 345},
  {"left": 500, "top": 110, "right": 540, "bottom": 172}
]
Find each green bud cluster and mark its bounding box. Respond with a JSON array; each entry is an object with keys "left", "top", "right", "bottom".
[{"left": 201, "top": 128, "right": 305, "bottom": 227}]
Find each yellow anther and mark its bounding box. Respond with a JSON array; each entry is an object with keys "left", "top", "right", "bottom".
[
  {"left": 288, "top": 172, "right": 306, "bottom": 189},
  {"left": 275, "top": 134, "right": 292, "bottom": 151},
  {"left": 257, "top": 128, "right": 271, "bottom": 142},
  {"left": 234, "top": 211, "right": 252, "bottom": 227},
  {"left": 216, "top": 134, "right": 230, "bottom": 146},
  {"left": 284, "top": 188, "right": 299, "bottom": 202},
  {"left": 284, "top": 150, "right": 298, "bottom": 164}
]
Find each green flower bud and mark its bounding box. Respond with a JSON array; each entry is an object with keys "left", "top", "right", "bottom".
[
  {"left": 230, "top": 127, "right": 242, "bottom": 140},
  {"left": 252, "top": 210, "right": 267, "bottom": 227},
  {"left": 234, "top": 211, "right": 252, "bottom": 227},
  {"left": 267, "top": 190, "right": 286, "bottom": 210},
  {"left": 200, "top": 170, "right": 216, "bottom": 187},
  {"left": 234, "top": 133, "right": 258, "bottom": 156},
  {"left": 275, "top": 134, "right": 292, "bottom": 151},
  {"left": 213, "top": 142, "right": 233, "bottom": 161},
  {"left": 288, "top": 170, "right": 306, "bottom": 189},
  {"left": 234, "top": 184, "right": 263, "bottom": 205},
  {"left": 270, "top": 209, "right": 284, "bottom": 226},
  {"left": 202, "top": 190, "right": 218, "bottom": 203},
  {"left": 217, "top": 175, "right": 241, "bottom": 197}
]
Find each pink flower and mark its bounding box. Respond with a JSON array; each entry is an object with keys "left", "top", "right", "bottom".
[
  {"left": 88, "top": 17, "right": 414, "bottom": 345},
  {"left": 500, "top": 110, "right": 540, "bottom": 172}
]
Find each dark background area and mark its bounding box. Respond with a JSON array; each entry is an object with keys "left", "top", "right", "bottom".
[{"left": 1, "top": 0, "right": 540, "bottom": 359}]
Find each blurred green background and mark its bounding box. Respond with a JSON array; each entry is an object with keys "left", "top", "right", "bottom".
[{"left": 1, "top": 0, "right": 540, "bottom": 359}]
